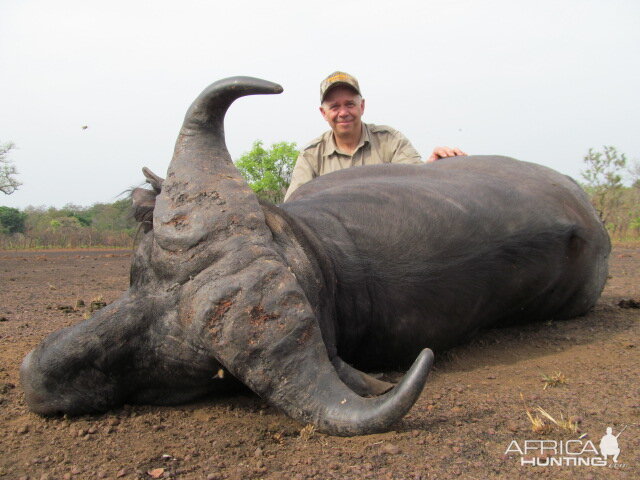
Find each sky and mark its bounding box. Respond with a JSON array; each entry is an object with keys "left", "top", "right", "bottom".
[{"left": 1, "top": 0, "right": 639, "bottom": 209}]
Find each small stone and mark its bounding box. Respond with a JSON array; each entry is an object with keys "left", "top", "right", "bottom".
[
  {"left": 17, "top": 425, "right": 29, "bottom": 434},
  {"left": 487, "top": 428, "right": 496, "bottom": 435},
  {"left": 116, "top": 468, "right": 128, "bottom": 478},
  {"left": 71, "top": 466, "right": 82, "bottom": 474},
  {"left": 254, "top": 447, "right": 263, "bottom": 457},
  {"left": 381, "top": 443, "right": 401, "bottom": 455},
  {"left": 148, "top": 468, "right": 165, "bottom": 479},
  {"left": 618, "top": 299, "right": 640, "bottom": 309},
  {"left": 0, "top": 382, "right": 15, "bottom": 393}
]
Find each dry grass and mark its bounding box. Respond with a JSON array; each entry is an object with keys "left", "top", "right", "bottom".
[
  {"left": 299, "top": 424, "right": 316, "bottom": 441},
  {"left": 536, "top": 407, "right": 579, "bottom": 433},
  {"left": 89, "top": 295, "right": 107, "bottom": 312},
  {"left": 541, "top": 371, "right": 567, "bottom": 390},
  {"left": 520, "top": 393, "right": 578, "bottom": 434}
]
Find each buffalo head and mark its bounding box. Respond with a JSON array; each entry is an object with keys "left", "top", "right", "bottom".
[{"left": 20, "top": 77, "right": 433, "bottom": 436}]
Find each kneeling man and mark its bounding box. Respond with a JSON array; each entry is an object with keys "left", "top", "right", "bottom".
[{"left": 284, "top": 71, "right": 466, "bottom": 201}]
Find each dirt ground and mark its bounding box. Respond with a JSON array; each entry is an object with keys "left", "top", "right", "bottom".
[{"left": 0, "top": 246, "right": 638, "bottom": 480}]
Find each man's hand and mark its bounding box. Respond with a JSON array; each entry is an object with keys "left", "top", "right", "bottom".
[{"left": 427, "top": 146, "right": 467, "bottom": 163}]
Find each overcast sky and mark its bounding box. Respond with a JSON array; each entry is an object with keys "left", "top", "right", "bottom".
[{"left": 1, "top": 0, "right": 638, "bottom": 209}]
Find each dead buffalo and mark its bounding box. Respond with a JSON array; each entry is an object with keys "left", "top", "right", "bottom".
[{"left": 20, "top": 77, "right": 610, "bottom": 436}]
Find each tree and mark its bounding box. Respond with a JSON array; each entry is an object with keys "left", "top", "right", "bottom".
[
  {"left": 581, "top": 146, "right": 627, "bottom": 225},
  {"left": 89, "top": 198, "right": 136, "bottom": 232},
  {"left": 60, "top": 203, "right": 93, "bottom": 226},
  {"left": 0, "top": 142, "right": 21, "bottom": 195},
  {"left": 0, "top": 206, "right": 27, "bottom": 234},
  {"left": 628, "top": 159, "right": 640, "bottom": 189},
  {"left": 235, "top": 140, "right": 298, "bottom": 204}
]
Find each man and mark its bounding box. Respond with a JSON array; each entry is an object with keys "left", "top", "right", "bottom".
[{"left": 284, "top": 71, "right": 466, "bottom": 201}]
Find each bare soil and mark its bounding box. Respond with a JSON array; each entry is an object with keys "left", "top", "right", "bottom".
[{"left": 0, "top": 246, "right": 638, "bottom": 480}]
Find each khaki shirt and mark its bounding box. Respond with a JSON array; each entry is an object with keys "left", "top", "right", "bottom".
[{"left": 284, "top": 123, "right": 422, "bottom": 201}]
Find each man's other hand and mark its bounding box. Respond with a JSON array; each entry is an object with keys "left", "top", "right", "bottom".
[{"left": 427, "top": 146, "right": 467, "bottom": 163}]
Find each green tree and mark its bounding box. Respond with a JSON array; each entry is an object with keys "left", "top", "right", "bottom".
[
  {"left": 581, "top": 146, "right": 627, "bottom": 225},
  {"left": 0, "top": 142, "right": 21, "bottom": 195},
  {"left": 0, "top": 206, "right": 27, "bottom": 234},
  {"left": 60, "top": 203, "right": 93, "bottom": 226},
  {"left": 89, "top": 198, "right": 135, "bottom": 232},
  {"left": 235, "top": 140, "right": 298, "bottom": 203},
  {"left": 628, "top": 159, "right": 640, "bottom": 189}
]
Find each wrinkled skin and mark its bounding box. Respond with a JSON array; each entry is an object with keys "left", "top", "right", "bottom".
[{"left": 20, "top": 77, "right": 610, "bottom": 436}]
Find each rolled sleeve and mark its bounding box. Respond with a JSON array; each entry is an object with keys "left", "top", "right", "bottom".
[{"left": 387, "top": 129, "right": 422, "bottom": 165}]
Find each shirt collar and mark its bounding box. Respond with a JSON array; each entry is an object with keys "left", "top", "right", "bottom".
[{"left": 324, "top": 123, "right": 371, "bottom": 157}]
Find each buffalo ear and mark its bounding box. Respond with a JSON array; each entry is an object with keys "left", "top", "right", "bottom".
[
  {"left": 142, "top": 167, "right": 164, "bottom": 193},
  {"left": 131, "top": 188, "right": 156, "bottom": 230},
  {"left": 131, "top": 168, "right": 165, "bottom": 231}
]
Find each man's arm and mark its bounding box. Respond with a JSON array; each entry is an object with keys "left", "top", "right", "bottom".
[
  {"left": 284, "top": 152, "right": 316, "bottom": 202},
  {"left": 384, "top": 128, "right": 422, "bottom": 165}
]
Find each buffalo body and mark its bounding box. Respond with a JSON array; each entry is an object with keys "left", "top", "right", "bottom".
[{"left": 20, "top": 77, "right": 610, "bottom": 436}]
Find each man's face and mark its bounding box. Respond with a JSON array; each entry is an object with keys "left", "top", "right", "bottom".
[{"left": 320, "top": 86, "right": 365, "bottom": 138}]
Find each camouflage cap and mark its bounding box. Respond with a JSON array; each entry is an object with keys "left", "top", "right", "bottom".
[{"left": 320, "top": 71, "right": 361, "bottom": 102}]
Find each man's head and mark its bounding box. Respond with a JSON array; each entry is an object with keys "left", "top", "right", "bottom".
[{"left": 319, "top": 72, "right": 365, "bottom": 139}]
